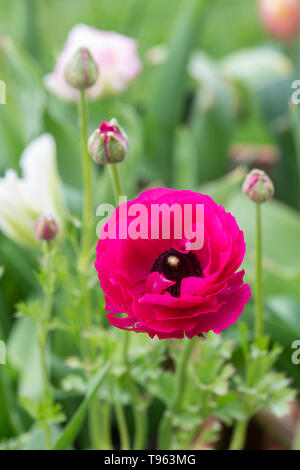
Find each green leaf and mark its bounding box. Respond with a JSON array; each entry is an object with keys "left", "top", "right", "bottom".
[
  {"left": 215, "top": 393, "right": 247, "bottom": 424},
  {"left": 293, "top": 418, "right": 300, "bottom": 450},
  {"left": 7, "top": 317, "right": 44, "bottom": 399},
  {"left": 146, "top": 0, "right": 209, "bottom": 184},
  {"left": 23, "top": 424, "right": 61, "bottom": 451},
  {"left": 0, "top": 433, "right": 31, "bottom": 450},
  {"left": 289, "top": 101, "right": 300, "bottom": 210},
  {"left": 189, "top": 52, "right": 236, "bottom": 183},
  {"left": 265, "top": 296, "right": 300, "bottom": 347},
  {"left": 43, "top": 103, "right": 82, "bottom": 190},
  {"left": 53, "top": 362, "right": 111, "bottom": 450},
  {"left": 0, "top": 37, "right": 45, "bottom": 161},
  {"left": 220, "top": 47, "right": 293, "bottom": 91},
  {"left": 173, "top": 126, "right": 198, "bottom": 189},
  {"left": 0, "top": 366, "right": 15, "bottom": 436},
  {"left": 259, "top": 79, "right": 299, "bottom": 209},
  {"left": 198, "top": 166, "right": 247, "bottom": 205}
]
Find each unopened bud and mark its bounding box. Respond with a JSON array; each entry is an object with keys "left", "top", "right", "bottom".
[
  {"left": 34, "top": 215, "right": 59, "bottom": 241},
  {"left": 88, "top": 119, "right": 128, "bottom": 164},
  {"left": 242, "top": 169, "right": 274, "bottom": 203},
  {"left": 64, "top": 47, "right": 98, "bottom": 89}
]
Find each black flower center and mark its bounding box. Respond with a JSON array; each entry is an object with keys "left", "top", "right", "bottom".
[{"left": 151, "top": 248, "right": 202, "bottom": 297}]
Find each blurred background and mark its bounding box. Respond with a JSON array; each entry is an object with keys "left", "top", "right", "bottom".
[{"left": 1, "top": 0, "right": 300, "bottom": 450}]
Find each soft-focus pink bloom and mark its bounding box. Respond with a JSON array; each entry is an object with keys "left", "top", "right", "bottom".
[
  {"left": 95, "top": 188, "right": 251, "bottom": 340},
  {"left": 258, "top": 0, "right": 300, "bottom": 40},
  {"left": 44, "top": 24, "right": 141, "bottom": 101}
]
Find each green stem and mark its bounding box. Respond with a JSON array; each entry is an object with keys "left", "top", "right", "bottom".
[
  {"left": 77, "top": 90, "right": 106, "bottom": 450},
  {"left": 78, "top": 88, "right": 93, "bottom": 273},
  {"left": 108, "top": 166, "right": 137, "bottom": 450},
  {"left": 230, "top": 203, "right": 264, "bottom": 450},
  {"left": 288, "top": 102, "right": 300, "bottom": 210},
  {"left": 101, "top": 402, "right": 113, "bottom": 450},
  {"left": 112, "top": 332, "right": 131, "bottom": 450},
  {"left": 108, "top": 162, "right": 147, "bottom": 449},
  {"left": 114, "top": 401, "right": 130, "bottom": 450},
  {"left": 158, "top": 337, "right": 197, "bottom": 450},
  {"left": 37, "top": 242, "right": 55, "bottom": 450},
  {"left": 293, "top": 415, "right": 300, "bottom": 450},
  {"left": 254, "top": 203, "right": 263, "bottom": 339},
  {"left": 38, "top": 336, "right": 52, "bottom": 450},
  {"left": 229, "top": 419, "right": 248, "bottom": 450},
  {"left": 133, "top": 403, "right": 148, "bottom": 450},
  {"left": 77, "top": 90, "right": 109, "bottom": 450},
  {"left": 124, "top": 332, "right": 148, "bottom": 450},
  {"left": 89, "top": 404, "right": 101, "bottom": 450},
  {"left": 44, "top": 422, "right": 52, "bottom": 451},
  {"left": 109, "top": 164, "right": 123, "bottom": 203}
]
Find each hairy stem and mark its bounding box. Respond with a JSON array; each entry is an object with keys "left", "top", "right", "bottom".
[
  {"left": 255, "top": 203, "right": 263, "bottom": 339},
  {"left": 115, "top": 401, "right": 130, "bottom": 450},
  {"left": 77, "top": 89, "right": 107, "bottom": 450},
  {"left": 78, "top": 88, "right": 93, "bottom": 273},
  {"left": 101, "top": 402, "right": 113, "bottom": 450},
  {"left": 124, "top": 331, "right": 148, "bottom": 450},
  {"left": 229, "top": 419, "right": 248, "bottom": 450},
  {"left": 108, "top": 163, "right": 147, "bottom": 449},
  {"left": 109, "top": 163, "right": 123, "bottom": 203},
  {"left": 158, "top": 337, "right": 197, "bottom": 449},
  {"left": 38, "top": 242, "right": 55, "bottom": 450}
]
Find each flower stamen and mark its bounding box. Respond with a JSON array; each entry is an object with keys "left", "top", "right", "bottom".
[{"left": 151, "top": 248, "right": 202, "bottom": 297}]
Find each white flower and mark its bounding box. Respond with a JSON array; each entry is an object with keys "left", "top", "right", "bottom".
[
  {"left": 188, "top": 47, "right": 293, "bottom": 94},
  {"left": 0, "top": 134, "right": 65, "bottom": 248},
  {"left": 44, "top": 24, "right": 142, "bottom": 101},
  {"left": 219, "top": 47, "right": 293, "bottom": 90}
]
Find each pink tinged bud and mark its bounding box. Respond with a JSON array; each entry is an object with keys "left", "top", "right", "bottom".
[
  {"left": 258, "top": 0, "right": 300, "bottom": 41},
  {"left": 34, "top": 215, "right": 59, "bottom": 241},
  {"left": 88, "top": 119, "right": 128, "bottom": 164},
  {"left": 64, "top": 47, "right": 99, "bottom": 90},
  {"left": 242, "top": 169, "right": 275, "bottom": 203}
]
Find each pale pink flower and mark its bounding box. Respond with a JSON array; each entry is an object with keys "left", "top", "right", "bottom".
[{"left": 44, "top": 24, "right": 141, "bottom": 101}]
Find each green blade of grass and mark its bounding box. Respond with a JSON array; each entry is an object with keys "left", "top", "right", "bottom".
[
  {"left": 53, "top": 362, "right": 111, "bottom": 450},
  {"left": 289, "top": 101, "right": 300, "bottom": 210},
  {"left": 146, "top": 0, "right": 209, "bottom": 185}
]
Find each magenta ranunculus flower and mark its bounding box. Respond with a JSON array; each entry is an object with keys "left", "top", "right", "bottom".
[
  {"left": 44, "top": 24, "right": 141, "bottom": 101},
  {"left": 95, "top": 188, "right": 251, "bottom": 339}
]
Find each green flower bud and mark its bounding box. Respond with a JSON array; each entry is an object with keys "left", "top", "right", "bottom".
[
  {"left": 88, "top": 119, "right": 128, "bottom": 164},
  {"left": 242, "top": 169, "right": 274, "bottom": 203},
  {"left": 64, "top": 47, "right": 98, "bottom": 90}
]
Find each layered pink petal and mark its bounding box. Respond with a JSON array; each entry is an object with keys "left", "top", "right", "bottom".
[{"left": 95, "top": 188, "right": 251, "bottom": 339}]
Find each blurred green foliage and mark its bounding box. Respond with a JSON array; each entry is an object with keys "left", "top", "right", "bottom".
[{"left": 0, "top": 0, "right": 300, "bottom": 450}]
